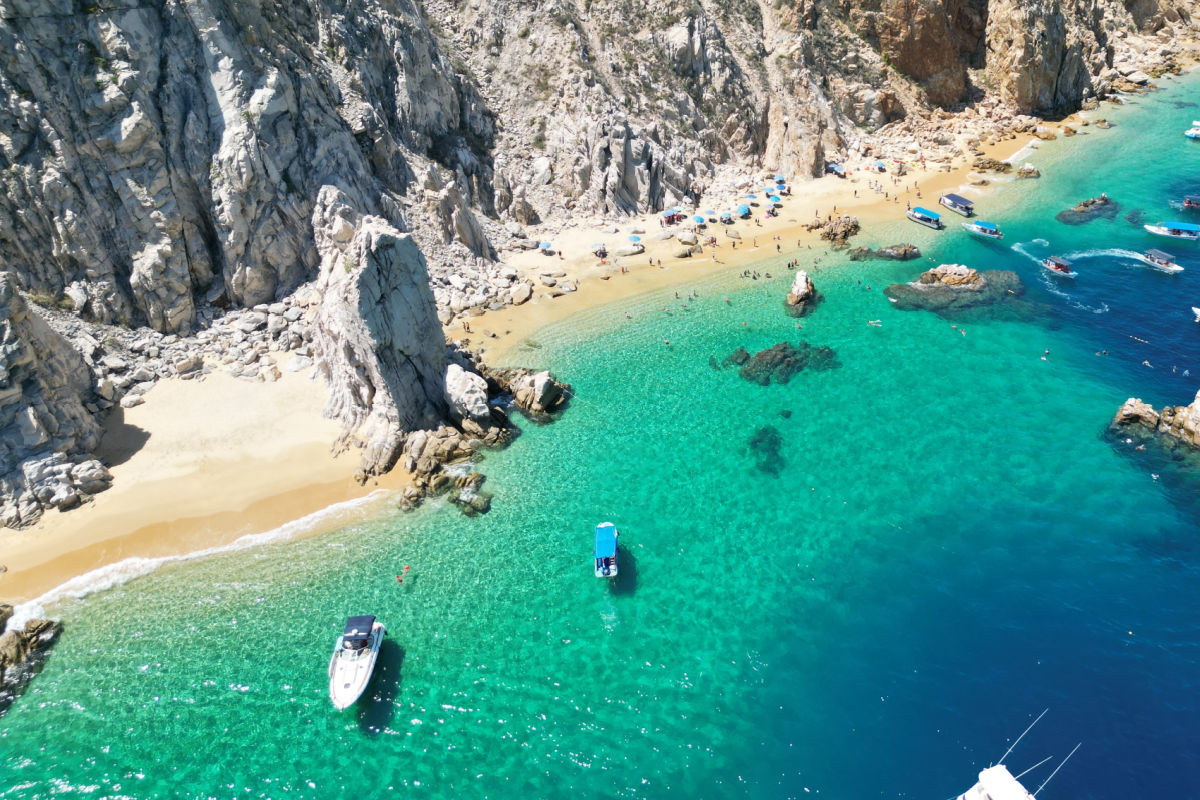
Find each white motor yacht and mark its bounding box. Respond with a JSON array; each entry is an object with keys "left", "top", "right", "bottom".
[{"left": 329, "top": 615, "right": 385, "bottom": 710}]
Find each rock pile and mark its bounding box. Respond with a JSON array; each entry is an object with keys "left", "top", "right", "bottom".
[
  {"left": 884, "top": 265, "right": 1026, "bottom": 315},
  {"left": 1110, "top": 389, "right": 1200, "bottom": 452},
  {"left": 807, "top": 216, "right": 861, "bottom": 246},
  {"left": 849, "top": 243, "right": 922, "bottom": 261},
  {"left": 1056, "top": 195, "right": 1119, "bottom": 225},
  {"left": 0, "top": 604, "right": 61, "bottom": 713}
]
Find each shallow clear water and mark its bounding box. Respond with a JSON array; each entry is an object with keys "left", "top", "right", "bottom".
[{"left": 4, "top": 77, "right": 1200, "bottom": 799}]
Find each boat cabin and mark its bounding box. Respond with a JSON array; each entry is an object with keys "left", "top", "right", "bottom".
[
  {"left": 594, "top": 522, "right": 618, "bottom": 578},
  {"left": 957, "top": 765, "right": 1036, "bottom": 800},
  {"left": 1145, "top": 248, "right": 1174, "bottom": 265},
  {"left": 969, "top": 221, "right": 1001, "bottom": 236},
  {"left": 342, "top": 615, "right": 376, "bottom": 650},
  {"left": 907, "top": 206, "right": 943, "bottom": 228},
  {"left": 1167, "top": 221, "right": 1200, "bottom": 236},
  {"left": 1044, "top": 256, "right": 1072, "bottom": 271},
  {"left": 939, "top": 193, "right": 975, "bottom": 216}
]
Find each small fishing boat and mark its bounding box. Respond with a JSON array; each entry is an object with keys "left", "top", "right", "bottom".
[
  {"left": 1193, "top": 306, "right": 1200, "bottom": 322},
  {"left": 1185, "top": 121, "right": 1200, "bottom": 139},
  {"left": 1137, "top": 248, "right": 1183, "bottom": 272},
  {"left": 1042, "top": 256, "right": 1077, "bottom": 278},
  {"left": 1145, "top": 221, "right": 1200, "bottom": 241},
  {"left": 328, "top": 615, "right": 385, "bottom": 710},
  {"left": 594, "top": 522, "right": 619, "bottom": 578},
  {"left": 939, "top": 193, "right": 975, "bottom": 217},
  {"left": 961, "top": 220, "right": 1003, "bottom": 240},
  {"left": 906, "top": 206, "right": 943, "bottom": 230}
]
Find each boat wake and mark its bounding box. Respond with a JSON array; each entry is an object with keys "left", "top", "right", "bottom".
[
  {"left": 1061, "top": 247, "right": 1144, "bottom": 262},
  {"left": 4, "top": 490, "right": 392, "bottom": 633},
  {"left": 1009, "top": 241, "right": 1111, "bottom": 314}
]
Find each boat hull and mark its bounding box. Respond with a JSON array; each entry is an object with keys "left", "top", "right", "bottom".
[
  {"left": 1145, "top": 225, "right": 1200, "bottom": 241},
  {"left": 962, "top": 223, "right": 1002, "bottom": 240},
  {"left": 1135, "top": 255, "right": 1183, "bottom": 273},
  {"left": 328, "top": 622, "right": 386, "bottom": 710},
  {"left": 939, "top": 201, "right": 973, "bottom": 217},
  {"left": 906, "top": 212, "right": 942, "bottom": 230}
]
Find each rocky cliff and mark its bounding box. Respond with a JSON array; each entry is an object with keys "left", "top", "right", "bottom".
[{"left": 1110, "top": 389, "right": 1200, "bottom": 450}]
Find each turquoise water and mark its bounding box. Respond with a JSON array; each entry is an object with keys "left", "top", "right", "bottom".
[{"left": 5, "top": 75, "right": 1200, "bottom": 798}]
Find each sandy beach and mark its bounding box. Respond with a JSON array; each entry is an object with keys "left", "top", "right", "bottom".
[
  {"left": 0, "top": 130, "right": 1040, "bottom": 607},
  {"left": 457, "top": 134, "right": 1040, "bottom": 362}
]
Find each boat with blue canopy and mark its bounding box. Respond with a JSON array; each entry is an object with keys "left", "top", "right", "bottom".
[
  {"left": 1144, "top": 221, "right": 1200, "bottom": 241},
  {"left": 594, "top": 522, "right": 619, "bottom": 578},
  {"left": 939, "top": 193, "right": 975, "bottom": 216},
  {"left": 962, "top": 220, "right": 1003, "bottom": 240},
  {"left": 906, "top": 206, "right": 943, "bottom": 229},
  {"left": 1185, "top": 121, "right": 1200, "bottom": 139}
]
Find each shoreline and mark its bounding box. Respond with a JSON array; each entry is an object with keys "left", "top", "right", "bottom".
[{"left": 0, "top": 115, "right": 1086, "bottom": 611}]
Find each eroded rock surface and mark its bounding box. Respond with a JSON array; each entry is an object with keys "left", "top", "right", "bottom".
[
  {"left": 884, "top": 264, "right": 1025, "bottom": 316},
  {"left": 785, "top": 270, "right": 821, "bottom": 317},
  {"left": 1110, "top": 390, "right": 1200, "bottom": 452}
]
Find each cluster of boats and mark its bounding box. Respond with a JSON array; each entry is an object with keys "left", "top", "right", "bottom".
[{"left": 906, "top": 191, "right": 1192, "bottom": 281}]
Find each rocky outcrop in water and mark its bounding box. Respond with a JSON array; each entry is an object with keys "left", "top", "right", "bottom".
[
  {"left": 884, "top": 264, "right": 1025, "bottom": 315},
  {"left": 0, "top": 605, "right": 61, "bottom": 714},
  {"left": 849, "top": 243, "right": 921, "bottom": 261},
  {"left": 784, "top": 271, "right": 821, "bottom": 317},
  {"left": 724, "top": 341, "right": 839, "bottom": 386},
  {"left": 1056, "top": 195, "right": 1119, "bottom": 225},
  {"left": 748, "top": 425, "right": 784, "bottom": 476},
  {"left": 1110, "top": 390, "right": 1200, "bottom": 452}
]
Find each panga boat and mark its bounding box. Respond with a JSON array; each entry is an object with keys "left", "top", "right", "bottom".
[
  {"left": 962, "top": 220, "right": 1003, "bottom": 240},
  {"left": 1042, "top": 256, "right": 1077, "bottom": 278},
  {"left": 939, "top": 193, "right": 975, "bottom": 217},
  {"left": 1145, "top": 221, "right": 1200, "bottom": 241},
  {"left": 1185, "top": 121, "right": 1200, "bottom": 139},
  {"left": 1138, "top": 248, "right": 1183, "bottom": 272},
  {"left": 328, "top": 615, "right": 385, "bottom": 710},
  {"left": 906, "top": 206, "right": 943, "bottom": 230},
  {"left": 594, "top": 522, "right": 619, "bottom": 578}
]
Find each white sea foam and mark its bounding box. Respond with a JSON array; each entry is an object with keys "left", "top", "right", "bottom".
[
  {"left": 5, "top": 490, "right": 391, "bottom": 633},
  {"left": 1004, "top": 140, "right": 1041, "bottom": 165}
]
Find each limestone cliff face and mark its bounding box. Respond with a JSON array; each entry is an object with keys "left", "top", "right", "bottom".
[
  {"left": 309, "top": 186, "right": 447, "bottom": 477},
  {"left": 0, "top": 273, "right": 110, "bottom": 527}
]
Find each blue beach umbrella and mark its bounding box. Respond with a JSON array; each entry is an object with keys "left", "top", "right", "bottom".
[
  {"left": 720, "top": 211, "right": 733, "bottom": 220},
  {"left": 704, "top": 209, "right": 716, "bottom": 216},
  {"left": 736, "top": 203, "right": 751, "bottom": 215},
  {"left": 774, "top": 174, "right": 785, "bottom": 182},
  {"left": 661, "top": 210, "right": 673, "bottom": 218},
  {"left": 745, "top": 194, "right": 757, "bottom": 200},
  {"left": 539, "top": 241, "right": 552, "bottom": 250},
  {"left": 764, "top": 186, "right": 777, "bottom": 194},
  {"left": 693, "top": 215, "right": 705, "bottom": 223},
  {"left": 768, "top": 195, "right": 781, "bottom": 203},
  {"left": 629, "top": 235, "right": 641, "bottom": 242},
  {"left": 672, "top": 206, "right": 682, "bottom": 214},
  {"left": 776, "top": 185, "right": 788, "bottom": 193}
]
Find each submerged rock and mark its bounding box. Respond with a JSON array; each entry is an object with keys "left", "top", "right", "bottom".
[
  {"left": 784, "top": 271, "right": 821, "bottom": 317},
  {"left": 748, "top": 425, "right": 784, "bottom": 476},
  {"left": 1056, "top": 194, "right": 1119, "bottom": 225},
  {"left": 726, "top": 341, "right": 839, "bottom": 386},
  {"left": 884, "top": 265, "right": 1025, "bottom": 316}
]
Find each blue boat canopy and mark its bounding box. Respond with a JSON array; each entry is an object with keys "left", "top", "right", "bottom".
[
  {"left": 594, "top": 523, "right": 617, "bottom": 558},
  {"left": 343, "top": 615, "right": 375, "bottom": 639},
  {"left": 942, "top": 193, "right": 973, "bottom": 207},
  {"left": 975, "top": 221, "right": 998, "bottom": 230},
  {"left": 913, "top": 207, "right": 940, "bottom": 219},
  {"left": 1167, "top": 221, "right": 1200, "bottom": 231}
]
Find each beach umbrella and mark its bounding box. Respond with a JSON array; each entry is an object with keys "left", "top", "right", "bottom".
[
  {"left": 704, "top": 209, "right": 716, "bottom": 216},
  {"left": 672, "top": 206, "right": 682, "bottom": 214},
  {"left": 768, "top": 195, "right": 781, "bottom": 203},
  {"left": 539, "top": 241, "right": 552, "bottom": 250},
  {"left": 661, "top": 210, "right": 673, "bottom": 218},
  {"left": 776, "top": 185, "right": 788, "bottom": 193},
  {"left": 774, "top": 174, "right": 785, "bottom": 182},
  {"left": 764, "top": 186, "right": 777, "bottom": 194},
  {"left": 745, "top": 194, "right": 756, "bottom": 200},
  {"left": 720, "top": 211, "right": 733, "bottom": 220},
  {"left": 736, "top": 203, "right": 750, "bottom": 215},
  {"left": 693, "top": 215, "right": 705, "bottom": 223},
  {"left": 629, "top": 235, "right": 641, "bottom": 242}
]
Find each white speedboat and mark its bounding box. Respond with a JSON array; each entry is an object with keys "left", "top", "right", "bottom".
[
  {"left": 328, "top": 615, "right": 385, "bottom": 710},
  {"left": 1193, "top": 306, "right": 1200, "bottom": 322},
  {"left": 906, "top": 206, "right": 943, "bottom": 230},
  {"left": 1137, "top": 249, "right": 1183, "bottom": 273},
  {"left": 1145, "top": 221, "right": 1200, "bottom": 241},
  {"left": 1185, "top": 121, "right": 1200, "bottom": 139},
  {"left": 955, "top": 710, "right": 1080, "bottom": 800},
  {"left": 594, "top": 522, "right": 619, "bottom": 578},
  {"left": 939, "top": 193, "right": 975, "bottom": 217},
  {"left": 962, "top": 220, "right": 1003, "bottom": 240},
  {"left": 1042, "top": 256, "right": 1076, "bottom": 278}
]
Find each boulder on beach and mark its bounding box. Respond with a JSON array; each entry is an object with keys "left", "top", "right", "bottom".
[
  {"left": 1056, "top": 194, "right": 1118, "bottom": 225},
  {"left": 784, "top": 270, "right": 821, "bottom": 317},
  {"left": 971, "top": 156, "right": 1012, "bottom": 173},
  {"left": 677, "top": 230, "right": 698, "bottom": 246},
  {"left": 806, "top": 215, "right": 860, "bottom": 245},
  {"left": 883, "top": 264, "right": 1026, "bottom": 316},
  {"left": 1016, "top": 163, "right": 1041, "bottom": 179},
  {"left": 614, "top": 244, "right": 645, "bottom": 257}
]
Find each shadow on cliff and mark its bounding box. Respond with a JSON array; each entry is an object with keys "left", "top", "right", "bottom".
[
  {"left": 356, "top": 639, "right": 404, "bottom": 736},
  {"left": 96, "top": 407, "right": 150, "bottom": 468}
]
